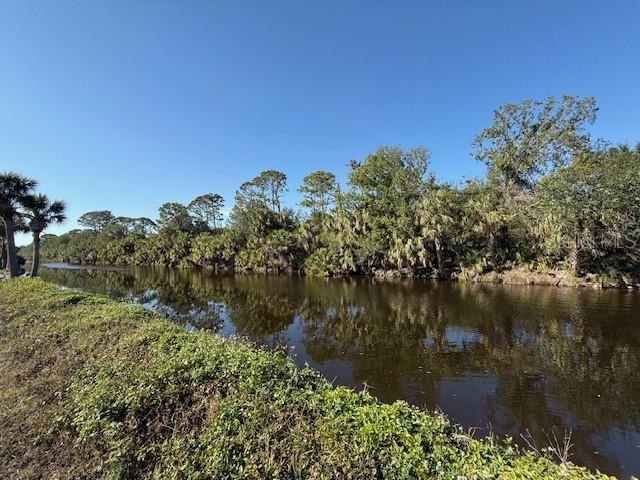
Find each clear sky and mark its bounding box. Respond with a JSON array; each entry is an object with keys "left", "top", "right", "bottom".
[{"left": 2, "top": 1, "right": 639, "bottom": 243}]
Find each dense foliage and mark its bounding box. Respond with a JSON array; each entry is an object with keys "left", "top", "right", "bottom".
[
  {"left": 19, "top": 96, "right": 640, "bottom": 284},
  {"left": 0, "top": 279, "right": 615, "bottom": 479}
]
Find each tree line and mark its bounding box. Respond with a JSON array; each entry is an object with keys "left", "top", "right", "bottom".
[{"left": 10, "top": 95, "right": 640, "bottom": 283}]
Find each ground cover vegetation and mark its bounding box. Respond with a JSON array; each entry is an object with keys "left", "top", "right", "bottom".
[{"left": 0, "top": 278, "right": 617, "bottom": 479}]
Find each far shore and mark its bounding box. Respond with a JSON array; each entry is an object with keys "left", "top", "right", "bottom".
[{"left": 33, "top": 261, "right": 640, "bottom": 290}]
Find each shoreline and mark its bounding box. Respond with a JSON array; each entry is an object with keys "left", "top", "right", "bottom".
[
  {"left": 36, "top": 260, "right": 640, "bottom": 290},
  {"left": 467, "top": 269, "right": 639, "bottom": 290}
]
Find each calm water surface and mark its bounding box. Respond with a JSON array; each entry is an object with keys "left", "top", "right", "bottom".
[{"left": 41, "top": 263, "right": 640, "bottom": 477}]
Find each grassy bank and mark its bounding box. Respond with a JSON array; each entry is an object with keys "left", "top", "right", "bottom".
[{"left": 0, "top": 279, "right": 615, "bottom": 479}]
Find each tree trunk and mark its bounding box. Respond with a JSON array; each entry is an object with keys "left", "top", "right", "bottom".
[
  {"left": 31, "top": 231, "right": 41, "bottom": 277},
  {"left": 434, "top": 237, "right": 443, "bottom": 276},
  {"left": 2, "top": 217, "right": 20, "bottom": 277},
  {"left": 0, "top": 236, "right": 6, "bottom": 269}
]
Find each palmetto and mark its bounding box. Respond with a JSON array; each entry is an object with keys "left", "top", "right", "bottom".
[{"left": 22, "top": 194, "right": 66, "bottom": 276}]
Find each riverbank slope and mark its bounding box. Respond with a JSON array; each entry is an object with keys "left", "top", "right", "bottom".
[{"left": 0, "top": 279, "right": 615, "bottom": 479}]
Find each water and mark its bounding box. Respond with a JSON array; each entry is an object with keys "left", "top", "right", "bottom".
[{"left": 40, "top": 263, "right": 640, "bottom": 478}]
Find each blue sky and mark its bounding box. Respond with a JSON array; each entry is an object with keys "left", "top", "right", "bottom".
[{"left": 2, "top": 1, "right": 639, "bottom": 243}]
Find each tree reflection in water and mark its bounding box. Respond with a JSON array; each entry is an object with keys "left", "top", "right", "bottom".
[{"left": 40, "top": 265, "right": 640, "bottom": 477}]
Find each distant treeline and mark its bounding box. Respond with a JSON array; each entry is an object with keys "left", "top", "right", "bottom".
[{"left": 23, "top": 95, "right": 640, "bottom": 282}]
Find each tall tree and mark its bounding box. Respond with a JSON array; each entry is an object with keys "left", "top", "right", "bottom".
[
  {"left": 253, "top": 170, "right": 287, "bottom": 212},
  {"left": 130, "top": 217, "right": 157, "bottom": 237},
  {"left": 114, "top": 216, "right": 135, "bottom": 235},
  {"left": 234, "top": 180, "right": 266, "bottom": 210},
  {"left": 473, "top": 95, "right": 597, "bottom": 191},
  {"left": 0, "top": 172, "right": 37, "bottom": 277},
  {"left": 22, "top": 194, "right": 66, "bottom": 276},
  {"left": 346, "top": 147, "right": 431, "bottom": 270},
  {"left": 230, "top": 170, "right": 290, "bottom": 242},
  {"left": 78, "top": 210, "right": 115, "bottom": 232},
  {"left": 188, "top": 193, "right": 225, "bottom": 230},
  {"left": 299, "top": 171, "right": 337, "bottom": 214},
  {"left": 157, "top": 202, "right": 193, "bottom": 233},
  {"left": 348, "top": 146, "right": 430, "bottom": 210}
]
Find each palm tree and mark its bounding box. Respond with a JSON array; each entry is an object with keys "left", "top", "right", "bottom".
[
  {"left": 22, "top": 194, "right": 66, "bottom": 277},
  {"left": 0, "top": 173, "right": 37, "bottom": 277}
]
